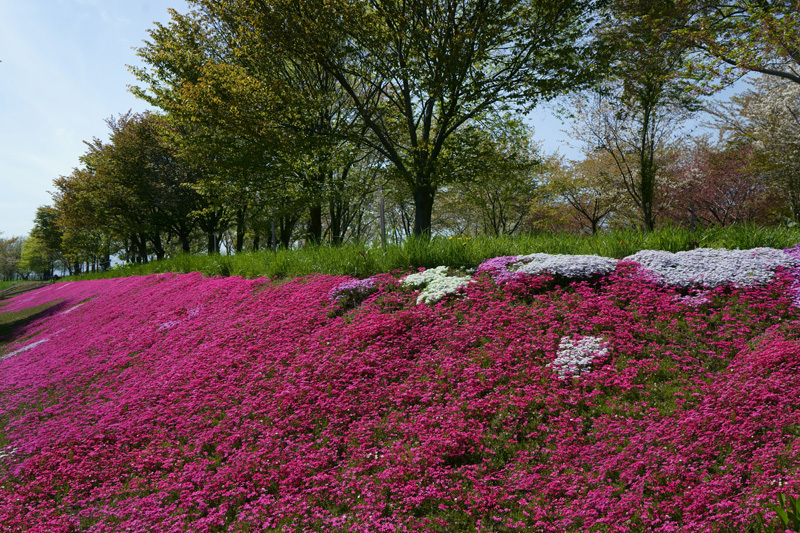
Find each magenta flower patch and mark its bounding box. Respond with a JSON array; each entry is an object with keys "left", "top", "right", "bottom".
[{"left": 1, "top": 250, "right": 800, "bottom": 532}]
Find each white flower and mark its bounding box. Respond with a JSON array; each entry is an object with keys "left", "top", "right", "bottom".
[
  {"left": 477, "top": 253, "right": 618, "bottom": 281},
  {"left": 514, "top": 253, "right": 619, "bottom": 278},
  {"left": 401, "top": 266, "right": 472, "bottom": 304},
  {"left": 550, "top": 336, "right": 608, "bottom": 379},
  {"left": 625, "top": 247, "right": 798, "bottom": 288}
]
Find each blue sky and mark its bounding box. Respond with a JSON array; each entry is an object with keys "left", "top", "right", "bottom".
[{"left": 0, "top": 0, "right": 188, "bottom": 238}]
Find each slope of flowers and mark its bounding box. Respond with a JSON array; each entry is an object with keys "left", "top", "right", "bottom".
[{"left": 1, "top": 247, "right": 800, "bottom": 532}]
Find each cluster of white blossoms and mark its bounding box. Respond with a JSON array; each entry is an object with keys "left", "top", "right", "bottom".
[
  {"left": 624, "top": 247, "right": 798, "bottom": 288},
  {"left": 477, "top": 253, "right": 619, "bottom": 282},
  {"left": 514, "top": 253, "right": 619, "bottom": 278},
  {"left": 401, "top": 266, "right": 472, "bottom": 304},
  {"left": 550, "top": 335, "right": 608, "bottom": 379}
]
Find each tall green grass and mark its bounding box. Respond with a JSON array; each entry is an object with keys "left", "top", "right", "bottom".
[{"left": 67, "top": 224, "right": 800, "bottom": 282}]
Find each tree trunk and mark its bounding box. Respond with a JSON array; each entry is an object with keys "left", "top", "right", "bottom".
[
  {"left": 235, "top": 208, "right": 246, "bottom": 253},
  {"left": 412, "top": 183, "right": 436, "bottom": 237},
  {"left": 177, "top": 222, "right": 192, "bottom": 253},
  {"left": 638, "top": 92, "right": 657, "bottom": 233},
  {"left": 136, "top": 234, "right": 149, "bottom": 263},
  {"left": 280, "top": 215, "right": 297, "bottom": 249},
  {"left": 329, "top": 198, "right": 344, "bottom": 246},
  {"left": 152, "top": 232, "right": 165, "bottom": 262},
  {"left": 308, "top": 204, "right": 322, "bottom": 244}
]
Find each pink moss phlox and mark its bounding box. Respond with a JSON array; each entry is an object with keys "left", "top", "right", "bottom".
[{"left": 1, "top": 255, "right": 799, "bottom": 531}]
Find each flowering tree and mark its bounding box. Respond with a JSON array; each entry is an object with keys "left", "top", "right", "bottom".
[
  {"left": 710, "top": 73, "right": 800, "bottom": 222},
  {"left": 665, "top": 141, "right": 784, "bottom": 226}
]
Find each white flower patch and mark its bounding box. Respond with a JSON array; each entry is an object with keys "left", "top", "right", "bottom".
[
  {"left": 625, "top": 247, "right": 798, "bottom": 288},
  {"left": 401, "top": 266, "right": 472, "bottom": 304},
  {"left": 1, "top": 338, "right": 49, "bottom": 361},
  {"left": 477, "top": 254, "right": 618, "bottom": 282},
  {"left": 61, "top": 302, "right": 85, "bottom": 315},
  {"left": 0, "top": 446, "right": 17, "bottom": 460},
  {"left": 158, "top": 321, "right": 182, "bottom": 331},
  {"left": 514, "top": 253, "right": 619, "bottom": 279},
  {"left": 550, "top": 336, "right": 608, "bottom": 379}
]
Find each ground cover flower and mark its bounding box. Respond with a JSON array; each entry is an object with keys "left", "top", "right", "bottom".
[
  {"left": 401, "top": 266, "right": 472, "bottom": 304},
  {"left": 477, "top": 253, "right": 618, "bottom": 282},
  {"left": 550, "top": 335, "right": 608, "bottom": 378},
  {"left": 625, "top": 247, "right": 799, "bottom": 288},
  {"left": 0, "top": 248, "right": 799, "bottom": 532}
]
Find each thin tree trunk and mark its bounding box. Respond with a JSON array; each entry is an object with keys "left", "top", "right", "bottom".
[{"left": 235, "top": 208, "right": 246, "bottom": 253}]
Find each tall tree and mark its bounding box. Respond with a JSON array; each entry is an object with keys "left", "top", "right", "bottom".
[
  {"left": 216, "top": 0, "right": 602, "bottom": 236},
  {"left": 132, "top": 7, "right": 371, "bottom": 246},
  {"left": 575, "top": 0, "right": 700, "bottom": 231}
]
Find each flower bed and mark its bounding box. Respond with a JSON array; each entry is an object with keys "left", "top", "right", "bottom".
[{"left": 1, "top": 247, "right": 800, "bottom": 532}]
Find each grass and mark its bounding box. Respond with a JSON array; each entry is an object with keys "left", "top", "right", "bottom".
[
  {"left": 65, "top": 224, "right": 800, "bottom": 283},
  {"left": 0, "top": 281, "right": 23, "bottom": 293},
  {"left": 0, "top": 300, "right": 61, "bottom": 347}
]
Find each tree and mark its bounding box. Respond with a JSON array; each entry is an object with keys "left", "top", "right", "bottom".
[
  {"left": 221, "top": 0, "right": 602, "bottom": 236},
  {"left": 664, "top": 140, "right": 782, "bottom": 226},
  {"left": 132, "top": 7, "right": 371, "bottom": 247},
  {"left": 28, "top": 206, "right": 74, "bottom": 275},
  {"left": 570, "top": 87, "right": 692, "bottom": 231},
  {"left": 686, "top": 0, "right": 800, "bottom": 86},
  {"left": 543, "top": 154, "right": 627, "bottom": 234},
  {"left": 57, "top": 112, "right": 205, "bottom": 262},
  {"left": 709, "top": 73, "right": 800, "bottom": 222},
  {"left": 20, "top": 235, "right": 54, "bottom": 280},
  {"left": 571, "top": 0, "right": 701, "bottom": 231},
  {"left": 435, "top": 117, "right": 541, "bottom": 236},
  {"left": 0, "top": 235, "right": 24, "bottom": 281}
]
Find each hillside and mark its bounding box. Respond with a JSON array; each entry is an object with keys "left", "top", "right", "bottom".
[{"left": 2, "top": 247, "right": 800, "bottom": 532}]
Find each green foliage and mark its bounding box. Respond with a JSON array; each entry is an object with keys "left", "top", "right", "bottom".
[
  {"left": 20, "top": 236, "right": 54, "bottom": 280},
  {"left": 685, "top": 0, "right": 800, "bottom": 87},
  {"left": 749, "top": 493, "right": 800, "bottom": 533},
  {"left": 65, "top": 225, "right": 800, "bottom": 283},
  {"left": 172, "top": 0, "right": 605, "bottom": 236}
]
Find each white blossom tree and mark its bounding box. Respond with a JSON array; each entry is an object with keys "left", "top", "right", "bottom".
[{"left": 711, "top": 71, "right": 800, "bottom": 222}]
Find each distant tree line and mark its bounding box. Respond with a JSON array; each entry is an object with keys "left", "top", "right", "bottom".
[{"left": 4, "top": 0, "right": 798, "bottom": 277}]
